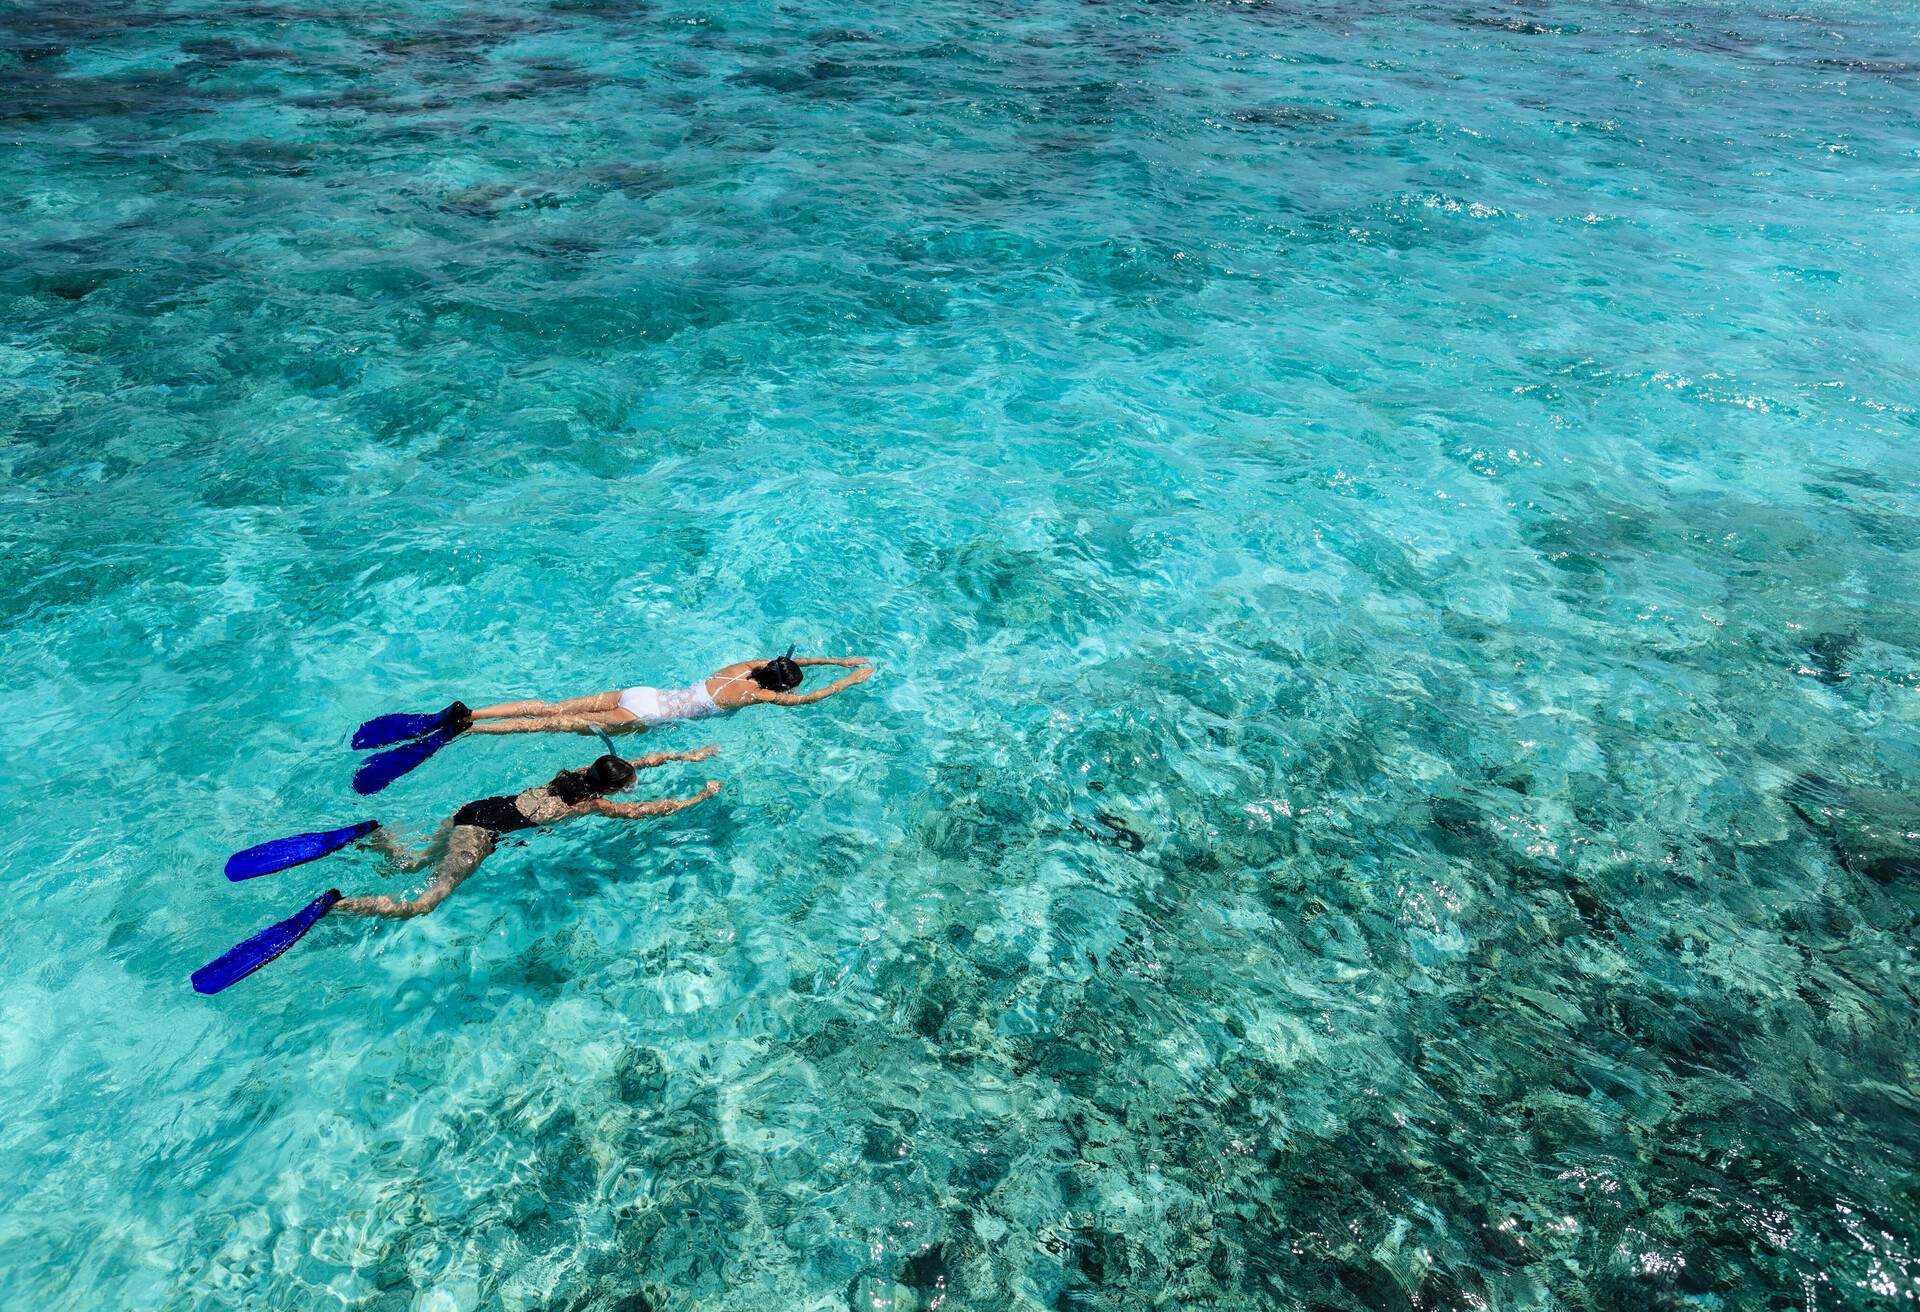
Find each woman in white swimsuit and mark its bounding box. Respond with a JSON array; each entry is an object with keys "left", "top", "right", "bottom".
[
  {"left": 347, "top": 650, "right": 874, "bottom": 794},
  {"left": 464, "top": 649, "right": 875, "bottom": 737}
]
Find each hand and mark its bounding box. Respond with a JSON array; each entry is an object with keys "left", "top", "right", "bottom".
[
  {"left": 694, "top": 779, "right": 722, "bottom": 800},
  {"left": 686, "top": 744, "right": 719, "bottom": 762},
  {"left": 845, "top": 663, "right": 876, "bottom": 685}
]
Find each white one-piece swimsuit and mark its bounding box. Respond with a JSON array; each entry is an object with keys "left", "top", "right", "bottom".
[{"left": 617, "top": 679, "right": 731, "bottom": 727}]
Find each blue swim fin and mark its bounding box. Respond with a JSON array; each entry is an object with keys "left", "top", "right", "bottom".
[
  {"left": 353, "top": 724, "right": 459, "bottom": 795},
  {"left": 351, "top": 701, "right": 471, "bottom": 750},
  {"left": 353, "top": 711, "right": 444, "bottom": 750},
  {"left": 226, "top": 821, "right": 378, "bottom": 881},
  {"left": 191, "top": 890, "right": 342, "bottom": 995}
]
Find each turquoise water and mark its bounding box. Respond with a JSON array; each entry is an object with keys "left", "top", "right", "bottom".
[{"left": 4, "top": 0, "right": 1920, "bottom": 1305}]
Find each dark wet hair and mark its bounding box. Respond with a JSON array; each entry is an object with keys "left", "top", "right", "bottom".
[
  {"left": 750, "top": 645, "right": 803, "bottom": 693},
  {"left": 548, "top": 754, "right": 637, "bottom": 805}
]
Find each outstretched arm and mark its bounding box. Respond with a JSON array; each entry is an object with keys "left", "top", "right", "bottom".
[
  {"left": 590, "top": 780, "right": 722, "bottom": 820},
  {"left": 794, "top": 656, "right": 871, "bottom": 668},
  {"left": 761, "top": 662, "right": 875, "bottom": 706},
  {"left": 629, "top": 745, "right": 718, "bottom": 770}
]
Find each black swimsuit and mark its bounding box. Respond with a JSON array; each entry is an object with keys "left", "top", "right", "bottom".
[{"left": 452, "top": 795, "right": 538, "bottom": 836}]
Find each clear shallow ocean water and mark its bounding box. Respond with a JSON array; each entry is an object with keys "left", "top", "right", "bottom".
[{"left": 3, "top": 0, "right": 1919, "bottom": 1306}]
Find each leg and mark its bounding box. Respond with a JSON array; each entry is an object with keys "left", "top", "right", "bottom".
[
  {"left": 359, "top": 819, "right": 453, "bottom": 873},
  {"left": 467, "top": 710, "right": 644, "bottom": 736},
  {"left": 470, "top": 691, "right": 622, "bottom": 719},
  {"left": 336, "top": 828, "right": 492, "bottom": 920},
  {"left": 550, "top": 691, "right": 625, "bottom": 714}
]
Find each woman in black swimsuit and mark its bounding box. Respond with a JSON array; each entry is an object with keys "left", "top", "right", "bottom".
[{"left": 336, "top": 745, "right": 720, "bottom": 920}]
